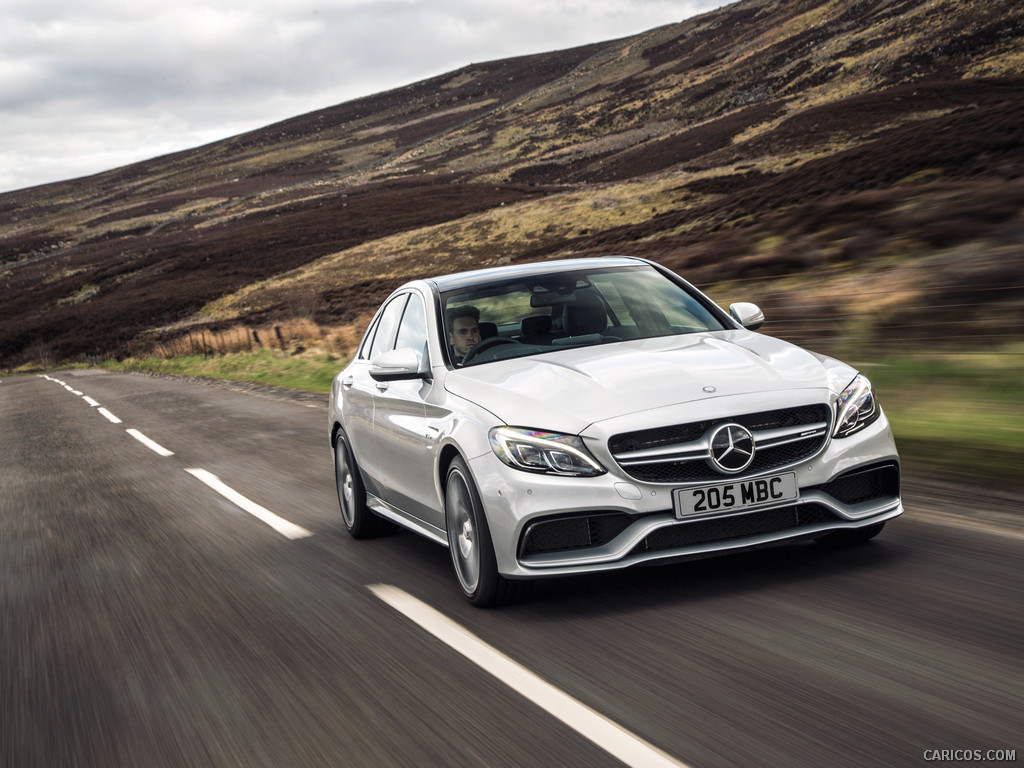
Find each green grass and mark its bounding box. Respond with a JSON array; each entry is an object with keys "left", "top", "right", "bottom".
[
  {"left": 97, "top": 350, "right": 343, "bottom": 393},
  {"left": 96, "top": 346, "right": 1023, "bottom": 488},
  {"left": 859, "top": 349, "right": 1024, "bottom": 486}
]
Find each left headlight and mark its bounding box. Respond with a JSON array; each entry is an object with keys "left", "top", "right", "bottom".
[
  {"left": 489, "top": 427, "right": 606, "bottom": 477},
  {"left": 833, "top": 374, "right": 881, "bottom": 438}
]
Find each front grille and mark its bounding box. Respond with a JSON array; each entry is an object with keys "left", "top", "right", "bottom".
[
  {"left": 817, "top": 463, "right": 900, "bottom": 505},
  {"left": 610, "top": 404, "right": 832, "bottom": 484},
  {"left": 631, "top": 503, "right": 839, "bottom": 555},
  {"left": 520, "top": 513, "right": 634, "bottom": 557}
]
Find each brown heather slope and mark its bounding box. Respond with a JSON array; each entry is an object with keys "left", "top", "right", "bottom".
[{"left": 1, "top": 0, "right": 1023, "bottom": 368}]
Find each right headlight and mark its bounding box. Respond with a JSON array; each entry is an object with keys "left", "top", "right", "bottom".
[
  {"left": 833, "top": 374, "right": 881, "bottom": 438},
  {"left": 489, "top": 427, "right": 606, "bottom": 477}
]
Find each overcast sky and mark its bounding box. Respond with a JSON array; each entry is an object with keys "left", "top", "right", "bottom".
[{"left": 0, "top": 1, "right": 729, "bottom": 194}]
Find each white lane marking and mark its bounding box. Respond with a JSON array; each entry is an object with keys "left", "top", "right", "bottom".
[
  {"left": 126, "top": 428, "right": 175, "bottom": 457},
  {"left": 97, "top": 407, "right": 122, "bottom": 424},
  {"left": 70, "top": 389, "right": 83, "bottom": 395},
  {"left": 48, "top": 381, "right": 312, "bottom": 541},
  {"left": 369, "top": 584, "right": 690, "bottom": 768},
  {"left": 185, "top": 468, "right": 313, "bottom": 540}
]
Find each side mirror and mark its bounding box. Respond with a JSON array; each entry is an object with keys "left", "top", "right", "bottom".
[
  {"left": 369, "top": 347, "right": 430, "bottom": 381},
  {"left": 729, "top": 302, "right": 765, "bottom": 331}
]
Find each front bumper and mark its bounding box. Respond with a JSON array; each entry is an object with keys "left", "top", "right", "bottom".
[{"left": 470, "top": 414, "right": 901, "bottom": 578}]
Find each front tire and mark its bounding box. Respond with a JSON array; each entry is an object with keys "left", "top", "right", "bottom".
[
  {"left": 445, "top": 457, "right": 528, "bottom": 607},
  {"left": 334, "top": 430, "right": 389, "bottom": 538}
]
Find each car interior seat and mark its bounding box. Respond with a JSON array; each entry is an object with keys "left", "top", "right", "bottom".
[
  {"left": 563, "top": 303, "right": 608, "bottom": 336},
  {"left": 519, "top": 315, "right": 554, "bottom": 345}
]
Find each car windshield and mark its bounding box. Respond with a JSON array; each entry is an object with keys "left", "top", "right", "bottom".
[{"left": 440, "top": 264, "right": 727, "bottom": 367}]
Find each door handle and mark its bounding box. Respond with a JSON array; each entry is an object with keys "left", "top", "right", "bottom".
[
  {"left": 375, "top": 382, "right": 390, "bottom": 392},
  {"left": 340, "top": 376, "right": 354, "bottom": 389}
]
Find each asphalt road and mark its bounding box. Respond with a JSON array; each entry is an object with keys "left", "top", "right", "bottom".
[{"left": 2, "top": 370, "right": 1021, "bottom": 768}]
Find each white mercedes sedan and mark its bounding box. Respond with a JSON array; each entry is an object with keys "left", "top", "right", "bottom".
[{"left": 328, "top": 257, "right": 901, "bottom": 606}]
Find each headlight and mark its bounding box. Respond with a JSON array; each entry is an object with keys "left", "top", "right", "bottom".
[
  {"left": 489, "top": 427, "right": 606, "bottom": 477},
  {"left": 833, "top": 374, "right": 880, "bottom": 438}
]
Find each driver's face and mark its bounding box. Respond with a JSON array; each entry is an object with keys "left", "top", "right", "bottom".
[{"left": 450, "top": 317, "right": 480, "bottom": 357}]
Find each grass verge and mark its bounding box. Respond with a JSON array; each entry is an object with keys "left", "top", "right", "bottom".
[
  {"left": 859, "top": 348, "right": 1023, "bottom": 487},
  {"left": 96, "top": 350, "right": 342, "bottom": 393}
]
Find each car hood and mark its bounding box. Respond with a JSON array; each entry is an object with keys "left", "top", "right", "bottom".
[{"left": 444, "top": 331, "right": 850, "bottom": 434}]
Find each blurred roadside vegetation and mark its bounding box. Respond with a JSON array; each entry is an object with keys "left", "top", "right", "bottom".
[
  {"left": 89, "top": 341, "right": 1023, "bottom": 490},
  {"left": 96, "top": 350, "right": 340, "bottom": 394},
  {"left": 857, "top": 348, "right": 1023, "bottom": 487}
]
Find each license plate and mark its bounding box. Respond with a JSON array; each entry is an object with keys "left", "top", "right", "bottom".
[{"left": 673, "top": 472, "right": 799, "bottom": 518}]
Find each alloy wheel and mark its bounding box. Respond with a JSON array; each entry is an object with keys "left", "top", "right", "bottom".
[{"left": 446, "top": 468, "right": 480, "bottom": 593}]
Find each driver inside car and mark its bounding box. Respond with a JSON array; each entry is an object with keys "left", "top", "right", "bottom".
[{"left": 448, "top": 305, "right": 481, "bottom": 365}]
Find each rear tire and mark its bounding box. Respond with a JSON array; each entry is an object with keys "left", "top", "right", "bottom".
[
  {"left": 445, "top": 457, "right": 530, "bottom": 607},
  {"left": 334, "top": 430, "right": 390, "bottom": 538},
  {"left": 815, "top": 522, "right": 885, "bottom": 548}
]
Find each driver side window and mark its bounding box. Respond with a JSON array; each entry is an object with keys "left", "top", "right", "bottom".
[
  {"left": 394, "top": 293, "right": 428, "bottom": 367},
  {"left": 364, "top": 294, "right": 408, "bottom": 361}
]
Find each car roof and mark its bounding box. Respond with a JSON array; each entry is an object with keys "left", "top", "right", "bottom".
[{"left": 424, "top": 256, "right": 650, "bottom": 291}]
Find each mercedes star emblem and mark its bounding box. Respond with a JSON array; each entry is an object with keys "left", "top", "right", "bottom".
[{"left": 708, "top": 423, "right": 755, "bottom": 473}]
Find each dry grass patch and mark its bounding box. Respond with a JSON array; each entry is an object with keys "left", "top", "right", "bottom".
[{"left": 151, "top": 319, "right": 365, "bottom": 361}]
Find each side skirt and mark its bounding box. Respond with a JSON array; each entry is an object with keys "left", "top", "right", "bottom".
[{"left": 367, "top": 493, "right": 448, "bottom": 546}]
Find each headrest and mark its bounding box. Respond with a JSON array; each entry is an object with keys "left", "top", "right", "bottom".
[
  {"left": 564, "top": 304, "right": 607, "bottom": 336},
  {"left": 520, "top": 315, "right": 552, "bottom": 336}
]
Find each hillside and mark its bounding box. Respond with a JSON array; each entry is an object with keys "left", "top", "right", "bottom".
[{"left": 2, "top": 0, "right": 1023, "bottom": 369}]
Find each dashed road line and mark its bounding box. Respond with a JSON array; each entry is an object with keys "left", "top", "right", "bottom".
[
  {"left": 370, "top": 584, "right": 690, "bottom": 768},
  {"left": 42, "top": 375, "right": 315, "bottom": 541},
  {"left": 126, "top": 428, "right": 175, "bottom": 457},
  {"left": 97, "top": 407, "right": 122, "bottom": 424},
  {"left": 185, "top": 468, "right": 314, "bottom": 540}
]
